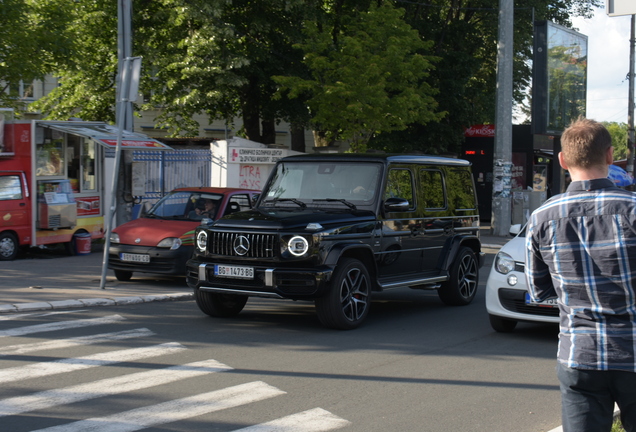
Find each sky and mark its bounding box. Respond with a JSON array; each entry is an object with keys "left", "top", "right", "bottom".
[{"left": 571, "top": 7, "right": 633, "bottom": 123}]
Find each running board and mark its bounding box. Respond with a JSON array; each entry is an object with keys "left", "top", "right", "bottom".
[
  {"left": 199, "top": 286, "right": 284, "bottom": 299},
  {"left": 378, "top": 275, "right": 447, "bottom": 290}
]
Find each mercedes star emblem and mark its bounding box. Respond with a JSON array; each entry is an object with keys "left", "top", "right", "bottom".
[{"left": 233, "top": 235, "right": 250, "bottom": 255}]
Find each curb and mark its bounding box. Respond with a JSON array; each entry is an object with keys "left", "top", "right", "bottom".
[{"left": 0, "top": 292, "right": 194, "bottom": 314}]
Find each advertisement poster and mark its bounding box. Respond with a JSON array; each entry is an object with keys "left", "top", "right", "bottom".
[{"left": 76, "top": 196, "right": 101, "bottom": 216}]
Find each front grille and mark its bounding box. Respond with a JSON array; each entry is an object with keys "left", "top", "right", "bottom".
[
  {"left": 209, "top": 232, "right": 277, "bottom": 258},
  {"left": 498, "top": 288, "right": 559, "bottom": 318},
  {"left": 515, "top": 262, "right": 525, "bottom": 272}
]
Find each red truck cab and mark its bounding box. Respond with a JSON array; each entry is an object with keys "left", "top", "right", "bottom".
[{"left": 0, "top": 170, "right": 31, "bottom": 259}]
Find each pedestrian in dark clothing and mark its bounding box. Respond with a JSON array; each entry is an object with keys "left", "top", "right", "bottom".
[{"left": 526, "top": 118, "right": 636, "bottom": 432}]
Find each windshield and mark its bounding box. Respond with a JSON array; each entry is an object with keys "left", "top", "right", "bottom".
[
  {"left": 147, "top": 191, "right": 223, "bottom": 221},
  {"left": 260, "top": 161, "right": 382, "bottom": 210}
]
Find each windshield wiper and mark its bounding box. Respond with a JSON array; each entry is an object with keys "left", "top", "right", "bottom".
[
  {"left": 312, "top": 198, "right": 357, "bottom": 210},
  {"left": 264, "top": 198, "right": 307, "bottom": 209}
]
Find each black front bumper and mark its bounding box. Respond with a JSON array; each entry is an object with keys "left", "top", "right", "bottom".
[
  {"left": 109, "top": 244, "right": 193, "bottom": 276},
  {"left": 186, "top": 259, "right": 333, "bottom": 300}
]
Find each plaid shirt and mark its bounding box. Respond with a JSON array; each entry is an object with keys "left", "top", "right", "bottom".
[{"left": 526, "top": 178, "right": 636, "bottom": 372}]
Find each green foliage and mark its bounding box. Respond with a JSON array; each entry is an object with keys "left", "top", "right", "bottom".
[
  {"left": 275, "top": 2, "right": 443, "bottom": 153},
  {"left": 17, "top": 0, "right": 601, "bottom": 153},
  {"left": 369, "top": 0, "right": 601, "bottom": 155},
  {"left": 0, "top": 0, "right": 75, "bottom": 110},
  {"left": 604, "top": 121, "right": 629, "bottom": 161},
  {"left": 29, "top": 0, "right": 118, "bottom": 121},
  {"left": 136, "top": 0, "right": 312, "bottom": 141}
]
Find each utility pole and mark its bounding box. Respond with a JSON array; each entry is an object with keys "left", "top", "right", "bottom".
[
  {"left": 491, "top": 0, "right": 514, "bottom": 236},
  {"left": 115, "top": 0, "right": 134, "bottom": 226},
  {"left": 627, "top": 15, "right": 635, "bottom": 184}
]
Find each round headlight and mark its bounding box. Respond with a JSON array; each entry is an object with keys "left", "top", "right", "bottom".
[
  {"left": 196, "top": 230, "right": 208, "bottom": 251},
  {"left": 494, "top": 251, "right": 515, "bottom": 274},
  {"left": 158, "top": 237, "right": 182, "bottom": 250},
  {"left": 110, "top": 232, "right": 120, "bottom": 244},
  {"left": 287, "top": 235, "right": 309, "bottom": 256}
]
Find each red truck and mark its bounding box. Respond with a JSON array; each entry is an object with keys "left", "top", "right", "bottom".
[{"left": 0, "top": 109, "right": 171, "bottom": 260}]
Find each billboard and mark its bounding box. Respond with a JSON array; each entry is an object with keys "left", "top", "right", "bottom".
[
  {"left": 606, "top": 0, "right": 636, "bottom": 17},
  {"left": 532, "top": 21, "right": 588, "bottom": 135}
]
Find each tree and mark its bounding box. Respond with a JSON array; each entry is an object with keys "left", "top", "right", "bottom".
[
  {"left": 0, "top": 0, "right": 74, "bottom": 109},
  {"left": 26, "top": 0, "right": 600, "bottom": 156},
  {"left": 604, "top": 121, "right": 628, "bottom": 160},
  {"left": 31, "top": 0, "right": 314, "bottom": 146},
  {"left": 275, "top": 2, "right": 443, "bottom": 153},
  {"left": 369, "top": 0, "right": 601, "bottom": 155},
  {"left": 28, "top": 0, "right": 119, "bottom": 121}
]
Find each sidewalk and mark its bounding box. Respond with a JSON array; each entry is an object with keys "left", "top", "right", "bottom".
[
  {"left": 0, "top": 243, "right": 193, "bottom": 313},
  {"left": 0, "top": 226, "right": 510, "bottom": 314}
]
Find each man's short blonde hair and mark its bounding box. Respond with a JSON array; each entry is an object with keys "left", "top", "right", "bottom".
[{"left": 560, "top": 118, "right": 612, "bottom": 169}]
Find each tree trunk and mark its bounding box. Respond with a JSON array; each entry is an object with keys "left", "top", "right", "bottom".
[
  {"left": 241, "top": 78, "right": 262, "bottom": 142},
  {"left": 261, "top": 118, "right": 276, "bottom": 144},
  {"left": 290, "top": 124, "right": 306, "bottom": 153}
]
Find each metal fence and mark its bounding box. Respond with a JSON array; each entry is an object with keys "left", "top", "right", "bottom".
[{"left": 133, "top": 149, "right": 212, "bottom": 204}]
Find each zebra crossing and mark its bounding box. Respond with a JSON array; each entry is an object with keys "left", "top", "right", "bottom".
[{"left": 0, "top": 312, "right": 351, "bottom": 432}]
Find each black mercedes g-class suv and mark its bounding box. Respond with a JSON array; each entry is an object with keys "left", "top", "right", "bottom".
[{"left": 186, "top": 153, "right": 484, "bottom": 329}]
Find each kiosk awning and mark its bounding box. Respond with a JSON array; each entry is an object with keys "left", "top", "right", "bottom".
[{"left": 39, "top": 121, "right": 173, "bottom": 150}]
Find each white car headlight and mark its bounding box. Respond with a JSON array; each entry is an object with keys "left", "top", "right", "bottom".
[
  {"left": 196, "top": 230, "right": 208, "bottom": 252},
  {"left": 287, "top": 235, "right": 309, "bottom": 256},
  {"left": 157, "top": 237, "right": 182, "bottom": 250},
  {"left": 110, "top": 233, "right": 120, "bottom": 244},
  {"left": 494, "top": 251, "right": 515, "bottom": 274}
]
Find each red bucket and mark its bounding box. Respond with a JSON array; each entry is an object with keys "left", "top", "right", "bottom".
[{"left": 74, "top": 233, "right": 92, "bottom": 255}]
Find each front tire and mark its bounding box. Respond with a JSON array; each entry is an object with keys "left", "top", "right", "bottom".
[
  {"left": 0, "top": 232, "right": 19, "bottom": 261},
  {"left": 438, "top": 246, "right": 478, "bottom": 306},
  {"left": 114, "top": 270, "right": 133, "bottom": 281},
  {"left": 315, "top": 258, "right": 371, "bottom": 330},
  {"left": 489, "top": 314, "right": 518, "bottom": 332},
  {"left": 195, "top": 290, "right": 248, "bottom": 317}
]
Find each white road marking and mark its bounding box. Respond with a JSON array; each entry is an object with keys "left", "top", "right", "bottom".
[
  {"left": 0, "top": 328, "right": 154, "bottom": 356},
  {"left": 32, "top": 381, "right": 286, "bottom": 432},
  {"left": 0, "top": 315, "right": 126, "bottom": 338},
  {"left": 0, "top": 310, "right": 88, "bottom": 321},
  {"left": 233, "top": 408, "right": 351, "bottom": 431},
  {"left": 0, "top": 359, "right": 232, "bottom": 417},
  {"left": 0, "top": 342, "right": 185, "bottom": 384}
]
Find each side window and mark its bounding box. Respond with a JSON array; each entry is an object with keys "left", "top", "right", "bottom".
[
  {"left": 448, "top": 169, "right": 477, "bottom": 210},
  {"left": 0, "top": 175, "right": 23, "bottom": 200},
  {"left": 384, "top": 168, "right": 414, "bottom": 210},
  {"left": 419, "top": 169, "right": 445, "bottom": 209},
  {"left": 225, "top": 194, "right": 251, "bottom": 215}
]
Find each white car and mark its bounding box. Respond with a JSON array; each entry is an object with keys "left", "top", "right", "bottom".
[{"left": 485, "top": 224, "right": 559, "bottom": 332}]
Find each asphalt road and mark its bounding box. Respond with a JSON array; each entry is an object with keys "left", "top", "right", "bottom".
[{"left": 0, "top": 264, "right": 563, "bottom": 432}]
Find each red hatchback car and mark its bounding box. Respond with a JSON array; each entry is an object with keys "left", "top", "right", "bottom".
[{"left": 108, "top": 187, "right": 259, "bottom": 281}]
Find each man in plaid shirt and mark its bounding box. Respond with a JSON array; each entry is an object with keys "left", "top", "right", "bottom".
[{"left": 526, "top": 118, "right": 636, "bottom": 432}]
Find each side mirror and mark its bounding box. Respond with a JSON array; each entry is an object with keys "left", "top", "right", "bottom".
[
  {"left": 509, "top": 224, "right": 522, "bottom": 236},
  {"left": 384, "top": 197, "right": 410, "bottom": 212}
]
